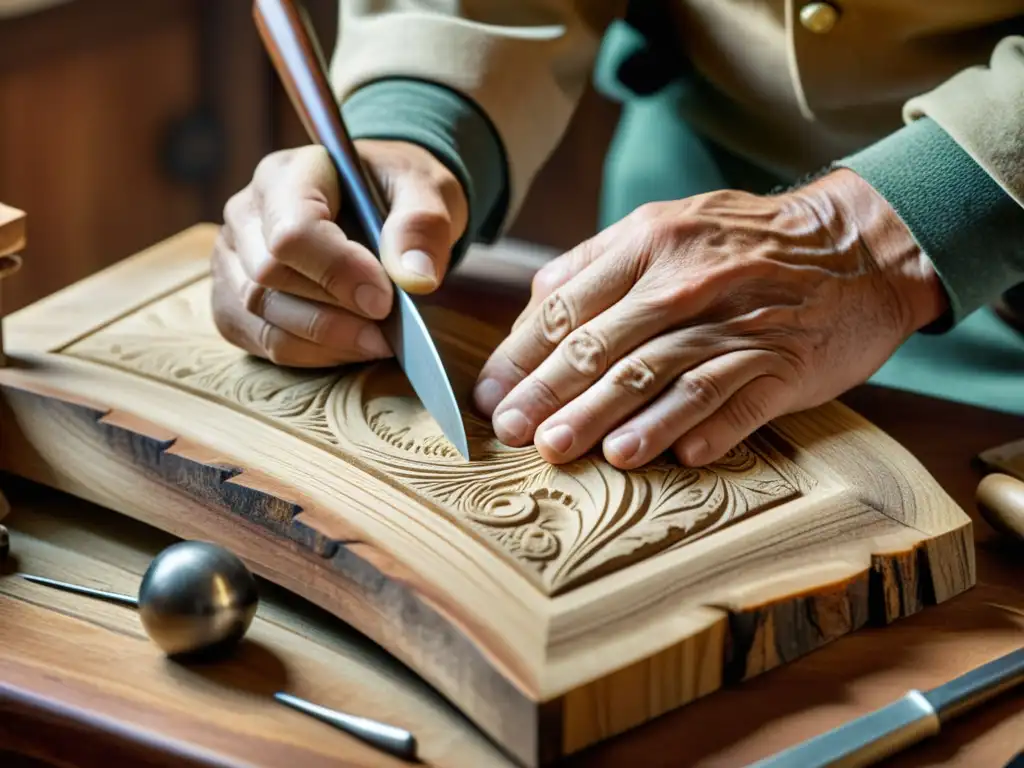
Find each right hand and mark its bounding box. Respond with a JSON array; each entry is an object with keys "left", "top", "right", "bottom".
[{"left": 211, "top": 140, "right": 468, "bottom": 367}]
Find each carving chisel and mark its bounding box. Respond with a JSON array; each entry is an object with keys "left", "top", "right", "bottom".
[
  {"left": 274, "top": 692, "right": 417, "bottom": 761},
  {"left": 750, "top": 645, "right": 1024, "bottom": 767},
  {"left": 252, "top": 0, "right": 470, "bottom": 460}
]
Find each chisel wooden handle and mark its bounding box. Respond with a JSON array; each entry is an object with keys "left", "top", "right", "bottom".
[
  {"left": 977, "top": 472, "right": 1024, "bottom": 541},
  {"left": 252, "top": 0, "right": 388, "bottom": 252}
]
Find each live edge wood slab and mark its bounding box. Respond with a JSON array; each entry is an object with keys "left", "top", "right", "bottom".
[{"left": 0, "top": 225, "right": 975, "bottom": 767}]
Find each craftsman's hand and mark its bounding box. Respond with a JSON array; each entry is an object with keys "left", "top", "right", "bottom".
[
  {"left": 474, "top": 169, "right": 948, "bottom": 468},
  {"left": 211, "top": 141, "right": 468, "bottom": 367}
]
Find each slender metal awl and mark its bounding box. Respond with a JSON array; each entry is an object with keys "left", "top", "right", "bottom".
[
  {"left": 751, "top": 646, "right": 1024, "bottom": 767},
  {"left": 20, "top": 573, "right": 138, "bottom": 607},
  {"left": 274, "top": 691, "right": 417, "bottom": 761},
  {"left": 252, "top": 0, "right": 470, "bottom": 460}
]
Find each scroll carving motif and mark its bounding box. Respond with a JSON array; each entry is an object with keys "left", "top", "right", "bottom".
[{"left": 64, "top": 279, "right": 810, "bottom": 594}]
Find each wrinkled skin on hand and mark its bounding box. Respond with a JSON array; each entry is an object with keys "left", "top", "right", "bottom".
[{"left": 473, "top": 169, "right": 947, "bottom": 469}]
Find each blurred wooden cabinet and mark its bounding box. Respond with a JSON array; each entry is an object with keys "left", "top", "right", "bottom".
[
  {"left": 0, "top": 0, "right": 614, "bottom": 313},
  {"left": 0, "top": 0, "right": 203, "bottom": 311},
  {"left": 0, "top": 0, "right": 310, "bottom": 313}
]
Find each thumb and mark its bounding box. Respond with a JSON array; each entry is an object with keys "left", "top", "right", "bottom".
[{"left": 378, "top": 169, "right": 466, "bottom": 295}]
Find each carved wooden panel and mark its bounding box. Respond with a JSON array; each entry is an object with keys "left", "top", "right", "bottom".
[
  {"left": 0, "top": 225, "right": 975, "bottom": 767},
  {"left": 62, "top": 279, "right": 811, "bottom": 595}
]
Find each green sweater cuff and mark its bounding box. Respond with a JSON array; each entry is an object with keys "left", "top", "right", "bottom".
[
  {"left": 340, "top": 78, "right": 509, "bottom": 271},
  {"left": 839, "top": 116, "right": 1024, "bottom": 333}
]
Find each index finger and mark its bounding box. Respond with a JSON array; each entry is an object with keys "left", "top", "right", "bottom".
[
  {"left": 472, "top": 244, "right": 634, "bottom": 426},
  {"left": 255, "top": 147, "right": 394, "bottom": 318}
]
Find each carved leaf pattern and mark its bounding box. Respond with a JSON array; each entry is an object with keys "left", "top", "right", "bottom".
[{"left": 65, "top": 279, "right": 806, "bottom": 594}]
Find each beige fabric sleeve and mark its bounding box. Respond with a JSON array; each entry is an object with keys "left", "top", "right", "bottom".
[
  {"left": 329, "top": 1, "right": 624, "bottom": 228},
  {"left": 904, "top": 35, "right": 1024, "bottom": 210}
]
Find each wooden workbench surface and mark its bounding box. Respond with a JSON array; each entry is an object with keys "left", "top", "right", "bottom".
[{"left": 2, "top": 240, "right": 1024, "bottom": 768}]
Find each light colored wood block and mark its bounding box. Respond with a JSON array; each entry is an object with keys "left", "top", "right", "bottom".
[
  {"left": 980, "top": 438, "right": 1024, "bottom": 483},
  {"left": 0, "top": 202, "right": 26, "bottom": 258},
  {"left": 0, "top": 202, "right": 26, "bottom": 367},
  {"left": 0, "top": 224, "right": 975, "bottom": 767}
]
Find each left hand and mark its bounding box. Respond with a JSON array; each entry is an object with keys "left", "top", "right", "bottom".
[{"left": 472, "top": 169, "right": 948, "bottom": 469}]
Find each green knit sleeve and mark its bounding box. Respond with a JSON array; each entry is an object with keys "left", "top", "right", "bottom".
[
  {"left": 341, "top": 78, "right": 510, "bottom": 271},
  {"left": 839, "top": 116, "right": 1024, "bottom": 332}
]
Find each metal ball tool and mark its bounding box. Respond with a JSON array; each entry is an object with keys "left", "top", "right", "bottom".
[
  {"left": 20, "top": 540, "right": 259, "bottom": 657},
  {"left": 17, "top": 538, "right": 418, "bottom": 759}
]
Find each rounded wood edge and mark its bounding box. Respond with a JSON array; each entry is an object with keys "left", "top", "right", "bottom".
[
  {"left": 977, "top": 472, "right": 1024, "bottom": 542},
  {"left": 0, "top": 371, "right": 546, "bottom": 767},
  {"left": 543, "top": 515, "right": 970, "bottom": 762},
  {"left": 773, "top": 399, "right": 972, "bottom": 537}
]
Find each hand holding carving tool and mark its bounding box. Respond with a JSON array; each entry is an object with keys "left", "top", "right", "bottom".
[
  {"left": 274, "top": 691, "right": 417, "bottom": 761},
  {"left": 251, "top": 0, "right": 470, "bottom": 461},
  {"left": 20, "top": 541, "right": 258, "bottom": 657},
  {"left": 750, "top": 646, "right": 1024, "bottom": 767}
]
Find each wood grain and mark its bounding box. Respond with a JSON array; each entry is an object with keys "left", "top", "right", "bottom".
[
  {"left": 979, "top": 438, "right": 1024, "bottom": 483},
  {"left": 0, "top": 226, "right": 976, "bottom": 766},
  {"left": 977, "top": 473, "right": 1024, "bottom": 543},
  {"left": 0, "top": 481, "right": 510, "bottom": 768},
  {"left": 60, "top": 277, "right": 811, "bottom": 595}
]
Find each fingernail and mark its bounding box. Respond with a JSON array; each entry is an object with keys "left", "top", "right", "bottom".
[
  {"left": 605, "top": 432, "right": 640, "bottom": 463},
  {"left": 538, "top": 424, "right": 574, "bottom": 455},
  {"left": 474, "top": 378, "right": 506, "bottom": 415},
  {"left": 401, "top": 250, "right": 436, "bottom": 282},
  {"left": 356, "top": 325, "right": 391, "bottom": 357},
  {"left": 680, "top": 437, "right": 709, "bottom": 466},
  {"left": 354, "top": 283, "right": 389, "bottom": 318},
  {"left": 495, "top": 409, "right": 529, "bottom": 443}
]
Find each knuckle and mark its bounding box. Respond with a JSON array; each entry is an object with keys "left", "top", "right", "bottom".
[
  {"left": 253, "top": 149, "right": 290, "bottom": 184},
  {"left": 265, "top": 219, "right": 310, "bottom": 262},
  {"left": 630, "top": 201, "right": 672, "bottom": 236},
  {"left": 430, "top": 165, "right": 465, "bottom": 206},
  {"left": 242, "top": 280, "right": 269, "bottom": 317},
  {"left": 304, "top": 309, "right": 331, "bottom": 345},
  {"left": 260, "top": 325, "right": 290, "bottom": 366},
  {"left": 526, "top": 375, "right": 564, "bottom": 412},
  {"left": 494, "top": 346, "right": 530, "bottom": 381},
  {"left": 211, "top": 296, "right": 240, "bottom": 346},
  {"left": 222, "top": 190, "right": 249, "bottom": 227},
  {"left": 562, "top": 327, "right": 608, "bottom": 377},
  {"left": 251, "top": 251, "right": 288, "bottom": 287},
  {"left": 531, "top": 263, "right": 562, "bottom": 298},
  {"left": 640, "top": 285, "right": 685, "bottom": 314},
  {"left": 677, "top": 371, "right": 724, "bottom": 410},
  {"left": 640, "top": 273, "right": 709, "bottom": 314},
  {"left": 211, "top": 231, "right": 232, "bottom": 266},
  {"left": 258, "top": 321, "right": 276, "bottom": 357},
  {"left": 317, "top": 266, "right": 346, "bottom": 299},
  {"left": 611, "top": 357, "right": 657, "bottom": 396},
  {"left": 724, "top": 392, "right": 769, "bottom": 432},
  {"left": 539, "top": 292, "right": 575, "bottom": 345}
]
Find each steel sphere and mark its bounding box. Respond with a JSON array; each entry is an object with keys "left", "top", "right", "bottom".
[{"left": 138, "top": 540, "right": 258, "bottom": 657}]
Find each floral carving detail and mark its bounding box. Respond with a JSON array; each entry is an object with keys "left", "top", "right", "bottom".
[{"left": 65, "top": 278, "right": 810, "bottom": 594}]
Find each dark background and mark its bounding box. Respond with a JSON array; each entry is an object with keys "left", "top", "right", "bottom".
[{"left": 0, "top": 0, "right": 620, "bottom": 313}]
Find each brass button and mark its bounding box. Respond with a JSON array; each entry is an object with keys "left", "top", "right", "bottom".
[{"left": 799, "top": 2, "right": 839, "bottom": 34}]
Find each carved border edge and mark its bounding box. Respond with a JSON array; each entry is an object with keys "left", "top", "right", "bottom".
[
  {"left": 0, "top": 381, "right": 547, "bottom": 768},
  {"left": 552, "top": 513, "right": 975, "bottom": 756}
]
